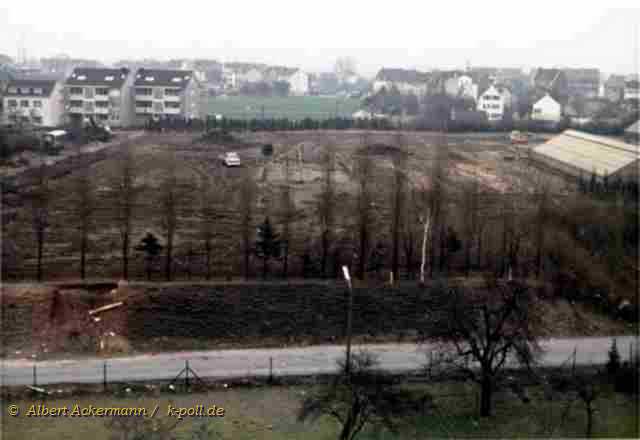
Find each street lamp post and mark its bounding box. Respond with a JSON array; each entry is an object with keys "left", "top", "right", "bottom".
[{"left": 342, "top": 265, "right": 353, "bottom": 376}]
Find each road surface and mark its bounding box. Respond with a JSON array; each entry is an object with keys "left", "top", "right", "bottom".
[{"left": 1, "top": 336, "right": 637, "bottom": 386}]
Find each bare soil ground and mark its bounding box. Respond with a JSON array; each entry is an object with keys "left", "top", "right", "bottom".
[{"left": 2, "top": 129, "right": 562, "bottom": 281}]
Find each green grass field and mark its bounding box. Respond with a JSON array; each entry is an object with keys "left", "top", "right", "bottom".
[
  {"left": 4, "top": 383, "right": 637, "bottom": 439},
  {"left": 202, "top": 96, "right": 362, "bottom": 120}
]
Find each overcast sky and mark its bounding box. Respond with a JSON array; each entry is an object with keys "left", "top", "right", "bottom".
[{"left": 1, "top": 3, "right": 638, "bottom": 76}]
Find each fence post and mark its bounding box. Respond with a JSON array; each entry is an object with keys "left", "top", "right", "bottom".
[
  {"left": 103, "top": 361, "right": 107, "bottom": 392},
  {"left": 33, "top": 364, "right": 37, "bottom": 387}
]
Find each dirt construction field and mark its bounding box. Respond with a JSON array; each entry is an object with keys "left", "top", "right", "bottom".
[{"left": 1, "top": 129, "right": 561, "bottom": 281}]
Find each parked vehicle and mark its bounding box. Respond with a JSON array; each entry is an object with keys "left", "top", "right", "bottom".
[
  {"left": 509, "top": 130, "right": 529, "bottom": 144},
  {"left": 220, "top": 151, "right": 241, "bottom": 167},
  {"left": 42, "top": 129, "right": 69, "bottom": 153}
]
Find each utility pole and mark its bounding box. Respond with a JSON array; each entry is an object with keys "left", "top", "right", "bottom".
[{"left": 342, "top": 265, "right": 353, "bottom": 376}]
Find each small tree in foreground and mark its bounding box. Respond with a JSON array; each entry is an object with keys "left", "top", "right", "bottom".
[
  {"left": 425, "top": 278, "right": 546, "bottom": 417},
  {"left": 299, "top": 352, "right": 427, "bottom": 440},
  {"left": 255, "top": 216, "right": 280, "bottom": 279},
  {"left": 135, "top": 233, "right": 163, "bottom": 281}
]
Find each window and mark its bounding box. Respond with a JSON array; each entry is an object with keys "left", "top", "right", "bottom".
[
  {"left": 34, "top": 88, "right": 43, "bottom": 95},
  {"left": 98, "top": 114, "right": 109, "bottom": 121},
  {"left": 105, "top": 76, "right": 115, "bottom": 81},
  {"left": 32, "top": 116, "right": 43, "bottom": 124},
  {"left": 153, "top": 102, "right": 164, "bottom": 113},
  {"left": 110, "top": 112, "right": 120, "bottom": 121},
  {"left": 164, "top": 101, "right": 181, "bottom": 108},
  {"left": 33, "top": 100, "right": 42, "bottom": 108},
  {"left": 20, "top": 100, "right": 29, "bottom": 108},
  {"left": 165, "top": 88, "right": 180, "bottom": 96},
  {"left": 95, "top": 101, "right": 109, "bottom": 108},
  {"left": 84, "top": 101, "right": 94, "bottom": 112},
  {"left": 145, "top": 76, "right": 155, "bottom": 81},
  {"left": 70, "top": 87, "right": 83, "bottom": 95},
  {"left": 95, "top": 88, "right": 109, "bottom": 95},
  {"left": 153, "top": 88, "right": 164, "bottom": 100},
  {"left": 69, "top": 100, "right": 83, "bottom": 108},
  {"left": 8, "top": 87, "right": 17, "bottom": 94},
  {"left": 135, "top": 100, "right": 152, "bottom": 108},
  {"left": 84, "top": 88, "right": 94, "bottom": 99},
  {"left": 8, "top": 99, "right": 17, "bottom": 107},
  {"left": 136, "top": 88, "right": 152, "bottom": 96},
  {"left": 77, "top": 75, "right": 87, "bottom": 80}
]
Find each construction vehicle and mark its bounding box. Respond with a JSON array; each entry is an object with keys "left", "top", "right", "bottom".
[{"left": 84, "top": 116, "right": 113, "bottom": 142}]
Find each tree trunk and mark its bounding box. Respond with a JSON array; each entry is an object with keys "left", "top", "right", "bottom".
[
  {"left": 80, "top": 232, "right": 87, "bottom": 280},
  {"left": 122, "top": 233, "right": 129, "bottom": 280},
  {"left": 321, "top": 231, "right": 328, "bottom": 279},
  {"left": 419, "top": 215, "right": 431, "bottom": 284},
  {"left": 36, "top": 233, "right": 44, "bottom": 282},
  {"left": 205, "top": 246, "right": 211, "bottom": 281},
  {"left": 165, "top": 235, "right": 173, "bottom": 281},
  {"left": 480, "top": 375, "right": 493, "bottom": 417},
  {"left": 358, "top": 224, "right": 367, "bottom": 280}
]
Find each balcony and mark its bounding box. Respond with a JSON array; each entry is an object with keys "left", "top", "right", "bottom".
[
  {"left": 94, "top": 107, "right": 109, "bottom": 115},
  {"left": 68, "top": 107, "right": 84, "bottom": 114},
  {"left": 164, "top": 94, "right": 181, "bottom": 102},
  {"left": 164, "top": 107, "right": 182, "bottom": 115},
  {"left": 135, "top": 107, "right": 153, "bottom": 114},
  {"left": 94, "top": 94, "right": 109, "bottom": 101}
]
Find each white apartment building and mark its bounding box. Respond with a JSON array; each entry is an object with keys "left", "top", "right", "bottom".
[
  {"left": 2, "top": 79, "right": 64, "bottom": 127},
  {"left": 65, "top": 67, "right": 134, "bottom": 127},
  {"left": 133, "top": 69, "right": 200, "bottom": 124}
]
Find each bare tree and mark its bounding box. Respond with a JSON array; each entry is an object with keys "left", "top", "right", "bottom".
[
  {"left": 460, "top": 174, "right": 481, "bottom": 277},
  {"left": 197, "top": 171, "right": 229, "bottom": 280},
  {"left": 425, "top": 278, "right": 546, "bottom": 417},
  {"left": 278, "top": 156, "right": 296, "bottom": 278},
  {"left": 238, "top": 169, "right": 257, "bottom": 280},
  {"left": 353, "top": 134, "right": 376, "bottom": 280},
  {"left": 26, "top": 160, "right": 51, "bottom": 281},
  {"left": 71, "top": 151, "right": 95, "bottom": 280},
  {"left": 390, "top": 133, "right": 407, "bottom": 281},
  {"left": 158, "top": 149, "right": 179, "bottom": 281},
  {"left": 111, "top": 145, "right": 137, "bottom": 280},
  {"left": 428, "top": 132, "right": 448, "bottom": 278},
  {"left": 316, "top": 141, "right": 336, "bottom": 278},
  {"left": 299, "top": 352, "right": 424, "bottom": 440}
]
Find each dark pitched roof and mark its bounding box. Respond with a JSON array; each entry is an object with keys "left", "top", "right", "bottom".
[
  {"left": 375, "top": 68, "right": 429, "bottom": 84},
  {"left": 66, "top": 67, "right": 130, "bottom": 87},
  {"left": 133, "top": 69, "right": 194, "bottom": 88},
  {"left": 534, "top": 68, "right": 564, "bottom": 85},
  {"left": 3, "top": 79, "right": 57, "bottom": 97},
  {"left": 563, "top": 68, "right": 600, "bottom": 82}
]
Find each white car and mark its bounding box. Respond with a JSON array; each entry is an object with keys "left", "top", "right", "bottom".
[{"left": 221, "top": 152, "right": 241, "bottom": 167}]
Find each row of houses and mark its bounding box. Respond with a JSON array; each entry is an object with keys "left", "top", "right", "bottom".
[{"left": 1, "top": 67, "right": 200, "bottom": 128}]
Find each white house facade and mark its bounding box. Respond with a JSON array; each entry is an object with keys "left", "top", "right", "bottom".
[
  {"left": 3, "top": 79, "right": 64, "bottom": 127},
  {"left": 444, "top": 74, "right": 478, "bottom": 101},
  {"left": 287, "top": 69, "right": 310, "bottom": 95},
  {"left": 477, "top": 85, "right": 509, "bottom": 122},
  {"left": 531, "top": 94, "right": 563, "bottom": 122}
]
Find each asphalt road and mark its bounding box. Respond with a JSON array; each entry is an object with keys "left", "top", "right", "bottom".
[{"left": 1, "top": 336, "right": 637, "bottom": 386}]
